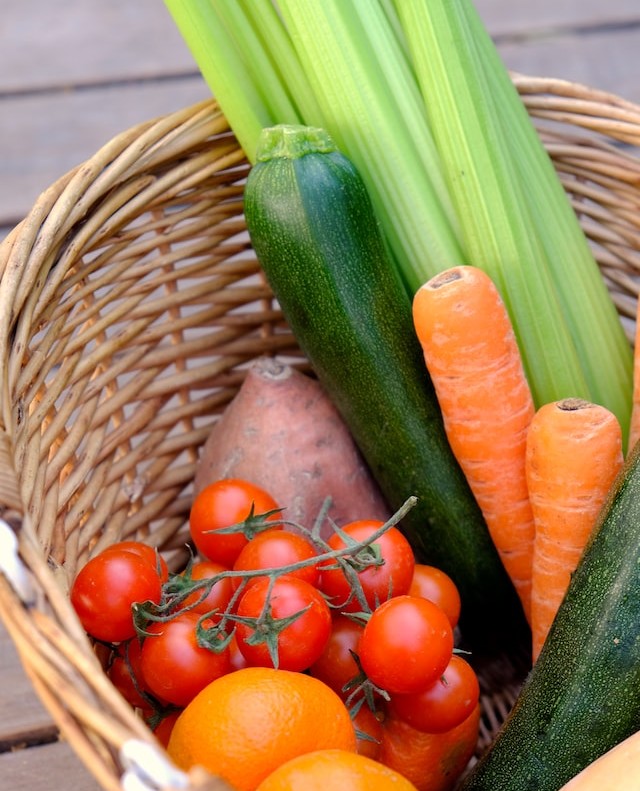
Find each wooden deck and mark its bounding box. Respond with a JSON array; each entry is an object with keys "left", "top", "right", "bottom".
[{"left": 1, "top": 1, "right": 639, "bottom": 789}]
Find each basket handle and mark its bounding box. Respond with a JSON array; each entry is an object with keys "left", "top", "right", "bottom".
[{"left": 120, "top": 739, "right": 237, "bottom": 790}]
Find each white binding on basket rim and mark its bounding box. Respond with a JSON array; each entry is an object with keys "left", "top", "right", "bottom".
[
  {"left": 120, "top": 739, "right": 190, "bottom": 791},
  {"left": 0, "top": 519, "right": 35, "bottom": 605}
]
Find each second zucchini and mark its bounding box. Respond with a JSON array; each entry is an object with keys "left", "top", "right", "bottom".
[{"left": 459, "top": 441, "right": 640, "bottom": 790}]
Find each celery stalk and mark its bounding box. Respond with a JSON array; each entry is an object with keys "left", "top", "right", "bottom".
[
  {"left": 236, "top": 0, "right": 326, "bottom": 126},
  {"left": 395, "top": 0, "right": 631, "bottom": 436},
  {"left": 163, "top": 0, "right": 270, "bottom": 158},
  {"left": 211, "top": 1, "right": 301, "bottom": 123},
  {"left": 164, "top": 0, "right": 324, "bottom": 161},
  {"left": 471, "top": 12, "right": 633, "bottom": 432},
  {"left": 271, "top": 0, "right": 465, "bottom": 283},
  {"left": 395, "top": 0, "right": 587, "bottom": 399}
]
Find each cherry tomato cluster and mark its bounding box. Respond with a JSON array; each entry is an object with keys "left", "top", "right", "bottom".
[{"left": 70, "top": 477, "right": 480, "bottom": 748}]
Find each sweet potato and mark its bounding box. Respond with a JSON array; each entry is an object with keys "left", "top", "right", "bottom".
[{"left": 194, "top": 357, "right": 390, "bottom": 536}]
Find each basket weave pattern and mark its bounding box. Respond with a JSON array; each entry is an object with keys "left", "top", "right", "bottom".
[{"left": 0, "top": 80, "right": 639, "bottom": 790}]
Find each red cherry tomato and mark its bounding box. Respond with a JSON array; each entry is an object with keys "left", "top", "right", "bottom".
[
  {"left": 139, "top": 612, "right": 231, "bottom": 707},
  {"left": 318, "top": 520, "right": 415, "bottom": 613},
  {"left": 358, "top": 595, "right": 454, "bottom": 695},
  {"left": 309, "top": 613, "right": 364, "bottom": 696},
  {"left": 189, "top": 478, "right": 281, "bottom": 566},
  {"left": 232, "top": 528, "right": 320, "bottom": 589},
  {"left": 234, "top": 574, "right": 332, "bottom": 672},
  {"left": 408, "top": 564, "right": 462, "bottom": 628},
  {"left": 388, "top": 654, "right": 480, "bottom": 733},
  {"left": 353, "top": 704, "right": 385, "bottom": 760},
  {"left": 228, "top": 632, "right": 251, "bottom": 672},
  {"left": 102, "top": 540, "right": 169, "bottom": 582},
  {"left": 180, "top": 560, "right": 235, "bottom": 618},
  {"left": 108, "top": 639, "right": 152, "bottom": 709},
  {"left": 70, "top": 550, "right": 163, "bottom": 643},
  {"left": 151, "top": 710, "right": 182, "bottom": 749}
]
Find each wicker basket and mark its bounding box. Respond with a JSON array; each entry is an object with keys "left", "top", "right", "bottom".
[{"left": 1, "top": 75, "right": 640, "bottom": 791}]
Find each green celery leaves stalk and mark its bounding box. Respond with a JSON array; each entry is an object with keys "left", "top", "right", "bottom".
[
  {"left": 395, "top": 0, "right": 632, "bottom": 438},
  {"left": 275, "top": 0, "right": 465, "bottom": 289},
  {"left": 164, "top": 0, "right": 322, "bottom": 160},
  {"left": 162, "top": 0, "right": 633, "bottom": 441}
]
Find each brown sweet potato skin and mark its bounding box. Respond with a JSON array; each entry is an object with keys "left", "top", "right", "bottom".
[{"left": 194, "top": 357, "right": 390, "bottom": 534}]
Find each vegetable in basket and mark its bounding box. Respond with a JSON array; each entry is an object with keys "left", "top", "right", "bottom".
[
  {"left": 412, "top": 265, "right": 536, "bottom": 622},
  {"left": 556, "top": 728, "right": 640, "bottom": 791},
  {"left": 193, "top": 356, "right": 390, "bottom": 537},
  {"left": 525, "top": 398, "right": 623, "bottom": 661},
  {"left": 164, "top": 0, "right": 633, "bottom": 446},
  {"left": 628, "top": 297, "right": 640, "bottom": 450},
  {"left": 458, "top": 441, "right": 640, "bottom": 791},
  {"left": 242, "top": 122, "right": 528, "bottom": 649},
  {"left": 379, "top": 705, "right": 481, "bottom": 791}
]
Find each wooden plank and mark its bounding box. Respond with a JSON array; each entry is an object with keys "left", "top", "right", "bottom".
[
  {"left": 3, "top": 1, "right": 640, "bottom": 241},
  {"left": 494, "top": 25, "right": 640, "bottom": 104},
  {"left": 476, "top": 0, "right": 640, "bottom": 36},
  {"left": 0, "top": 0, "right": 199, "bottom": 92},
  {"left": 0, "top": 740, "right": 102, "bottom": 791},
  {"left": 4, "top": 0, "right": 637, "bottom": 96},
  {"left": 0, "top": 77, "right": 210, "bottom": 230},
  {"left": 4, "top": 22, "right": 640, "bottom": 233},
  {"left": 0, "top": 621, "right": 57, "bottom": 750},
  {"left": 474, "top": 0, "right": 640, "bottom": 102}
]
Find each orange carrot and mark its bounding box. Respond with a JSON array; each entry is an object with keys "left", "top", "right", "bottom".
[
  {"left": 412, "top": 265, "right": 535, "bottom": 622},
  {"left": 628, "top": 298, "right": 640, "bottom": 452},
  {"left": 526, "top": 397, "right": 623, "bottom": 661}
]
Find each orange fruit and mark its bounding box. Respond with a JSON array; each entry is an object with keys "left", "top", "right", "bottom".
[
  {"left": 378, "top": 703, "right": 480, "bottom": 791},
  {"left": 167, "top": 667, "right": 357, "bottom": 791},
  {"left": 255, "top": 748, "right": 419, "bottom": 790}
]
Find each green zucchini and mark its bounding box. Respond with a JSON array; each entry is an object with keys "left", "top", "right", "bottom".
[
  {"left": 243, "top": 123, "right": 528, "bottom": 649},
  {"left": 459, "top": 442, "right": 640, "bottom": 790}
]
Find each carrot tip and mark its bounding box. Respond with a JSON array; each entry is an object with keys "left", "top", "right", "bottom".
[
  {"left": 429, "top": 268, "right": 464, "bottom": 289},
  {"left": 557, "top": 398, "right": 592, "bottom": 412}
]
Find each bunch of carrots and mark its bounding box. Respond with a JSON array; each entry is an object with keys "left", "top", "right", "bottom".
[{"left": 412, "top": 265, "right": 632, "bottom": 661}]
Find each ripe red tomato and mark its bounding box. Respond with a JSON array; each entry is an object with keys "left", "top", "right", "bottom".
[
  {"left": 228, "top": 632, "right": 251, "bottom": 672},
  {"left": 234, "top": 574, "right": 332, "bottom": 672},
  {"left": 358, "top": 595, "right": 454, "bottom": 695},
  {"left": 353, "top": 704, "right": 385, "bottom": 760},
  {"left": 70, "top": 550, "right": 163, "bottom": 643},
  {"left": 189, "top": 478, "right": 281, "bottom": 566},
  {"left": 387, "top": 654, "right": 480, "bottom": 733},
  {"left": 139, "top": 612, "right": 231, "bottom": 707},
  {"left": 180, "top": 560, "right": 235, "bottom": 618},
  {"left": 408, "top": 564, "right": 462, "bottom": 628},
  {"left": 102, "top": 540, "right": 169, "bottom": 582},
  {"left": 108, "top": 639, "right": 152, "bottom": 709},
  {"left": 151, "top": 710, "right": 182, "bottom": 749},
  {"left": 309, "top": 613, "right": 364, "bottom": 696},
  {"left": 318, "top": 520, "right": 415, "bottom": 613},
  {"left": 232, "top": 528, "right": 320, "bottom": 589}
]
